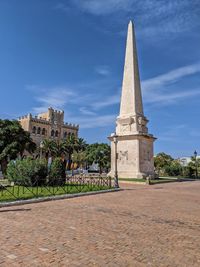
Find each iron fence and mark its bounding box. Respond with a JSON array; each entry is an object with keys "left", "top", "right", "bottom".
[{"left": 0, "top": 176, "right": 112, "bottom": 202}]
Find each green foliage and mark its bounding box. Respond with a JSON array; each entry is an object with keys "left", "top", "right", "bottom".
[
  {"left": 49, "top": 141, "right": 66, "bottom": 158},
  {"left": 85, "top": 143, "right": 111, "bottom": 173},
  {"left": 72, "top": 151, "right": 87, "bottom": 168},
  {"left": 164, "top": 160, "right": 183, "bottom": 176},
  {"left": 76, "top": 138, "right": 87, "bottom": 152},
  {"left": 42, "top": 139, "right": 54, "bottom": 160},
  {"left": 0, "top": 184, "right": 112, "bottom": 202},
  {"left": 187, "top": 157, "right": 200, "bottom": 178},
  {"left": 154, "top": 152, "right": 173, "bottom": 174},
  {"left": 41, "top": 137, "right": 87, "bottom": 171},
  {"left": 64, "top": 136, "right": 87, "bottom": 170},
  {"left": 0, "top": 119, "right": 36, "bottom": 173},
  {"left": 182, "top": 166, "right": 194, "bottom": 178},
  {"left": 154, "top": 153, "right": 183, "bottom": 177},
  {"left": 48, "top": 158, "right": 66, "bottom": 185},
  {"left": 6, "top": 158, "right": 47, "bottom": 186}
]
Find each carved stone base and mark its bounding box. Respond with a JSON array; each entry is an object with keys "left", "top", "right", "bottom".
[{"left": 108, "top": 134, "right": 156, "bottom": 179}]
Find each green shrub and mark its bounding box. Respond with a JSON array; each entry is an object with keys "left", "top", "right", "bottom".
[
  {"left": 48, "top": 158, "right": 66, "bottom": 186},
  {"left": 6, "top": 157, "right": 48, "bottom": 186}
]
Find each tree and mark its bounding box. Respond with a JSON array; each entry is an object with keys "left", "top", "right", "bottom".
[
  {"left": 72, "top": 151, "right": 87, "bottom": 169},
  {"left": 41, "top": 139, "right": 53, "bottom": 160},
  {"left": 85, "top": 143, "right": 111, "bottom": 173},
  {"left": 41, "top": 137, "right": 87, "bottom": 171},
  {"left": 0, "top": 119, "right": 36, "bottom": 174},
  {"left": 7, "top": 157, "right": 47, "bottom": 186},
  {"left": 76, "top": 138, "right": 87, "bottom": 152},
  {"left": 49, "top": 141, "right": 66, "bottom": 158},
  {"left": 64, "top": 135, "right": 83, "bottom": 170},
  {"left": 188, "top": 156, "right": 200, "bottom": 178},
  {"left": 164, "top": 160, "right": 183, "bottom": 177},
  {"left": 48, "top": 157, "right": 66, "bottom": 185},
  {"left": 154, "top": 152, "right": 173, "bottom": 176}
]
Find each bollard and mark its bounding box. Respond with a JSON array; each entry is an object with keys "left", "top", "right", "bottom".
[{"left": 146, "top": 176, "right": 151, "bottom": 185}]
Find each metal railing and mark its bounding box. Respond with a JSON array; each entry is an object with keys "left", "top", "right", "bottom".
[{"left": 0, "top": 176, "right": 112, "bottom": 203}]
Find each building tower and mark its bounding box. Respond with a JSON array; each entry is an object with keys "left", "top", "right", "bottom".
[{"left": 108, "top": 21, "right": 156, "bottom": 178}]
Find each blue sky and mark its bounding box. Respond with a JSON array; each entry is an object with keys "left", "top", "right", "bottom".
[{"left": 0, "top": 0, "right": 200, "bottom": 157}]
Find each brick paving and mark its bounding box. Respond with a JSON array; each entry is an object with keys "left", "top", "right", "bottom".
[{"left": 0, "top": 181, "right": 200, "bottom": 267}]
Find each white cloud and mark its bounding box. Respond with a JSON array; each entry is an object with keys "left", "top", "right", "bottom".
[
  {"left": 31, "top": 87, "right": 76, "bottom": 114},
  {"left": 72, "top": 0, "right": 132, "bottom": 15},
  {"left": 79, "top": 107, "right": 96, "bottom": 116},
  {"left": 142, "top": 62, "right": 200, "bottom": 104},
  {"left": 66, "top": 0, "right": 200, "bottom": 39},
  {"left": 159, "top": 124, "right": 187, "bottom": 141},
  {"left": 30, "top": 84, "right": 117, "bottom": 128},
  {"left": 91, "top": 62, "right": 200, "bottom": 108},
  {"left": 54, "top": 3, "right": 71, "bottom": 12},
  {"left": 30, "top": 61, "right": 200, "bottom": 129},
  {"left": 145, "top": 89, "right": 200, "bottom": 105},
  {"left": 69, "top": 114, "right": 116, "bottom": 129},
  {"left": 32, "top": 106, "right": 49, "bottom": 114},
  {"left": 91, "top": 93, "right": 120, "bottom": 110},
  {"left": 189, "top": 130, "right": 200, "bottom": 138},
  {"left": 95, "top": 65, "right": 111, "bottom": 76},
  {"left": 142, "top": 63, "right": 200, "bottom": 92}
]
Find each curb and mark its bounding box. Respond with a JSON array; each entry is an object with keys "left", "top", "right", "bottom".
[
  {"left": 119, "top": 181, "right": 146, "bottom": 185},
  {"left": 0, "top": 188, "right": 122, "bottom": 208}
]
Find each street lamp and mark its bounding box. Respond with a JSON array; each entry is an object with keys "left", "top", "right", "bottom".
[
  {"left": 40, "top": 141, "right": 44, "bottom": 159},
  {"left": 194, "top": 150, "right": 198, "bottom": 179},
  {"left": 71, "top": 154, "right": 74, "bottom": 176},
  {"left": 113, "top": 134, "right": 119, "bottom": 188}
]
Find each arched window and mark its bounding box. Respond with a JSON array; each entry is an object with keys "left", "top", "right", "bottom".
[
  {"left": 32, "top": 126, "right": 36, "bottom": 134},
  {"left": 51, "top": 129, "right": 54, "bottom": 137},
  {"left": 42, "top": 128, "right": 46, "bottom": 136},
  {"left": 71, "top": 132, "right": 75, "bottom": 136},
  {"left": 64, "top": 132, "right": 67, "bottom": 138},
  {"left": 55, "top": 130, "right": 58, "bottom": 137},
  {"left": 37, "top": 127, "right": 41, "bottom": 134},
  {"left": 68, "top": 132, "right": 71, "bottom": 137}
]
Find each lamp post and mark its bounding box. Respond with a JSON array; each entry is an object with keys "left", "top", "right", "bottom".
[
  {"left": 194, "top": 150, "right": 198, "bottom": 179},
  {"left": 40, "top": 141, "right": 44, "bottom": 159},
  {"left": 113, "top": 134, "right": 119, "bottom": 188},
  {"left": 71, "top": 154, "right": 74, "bottom": 176}
]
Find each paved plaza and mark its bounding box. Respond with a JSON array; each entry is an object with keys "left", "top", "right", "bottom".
[{"left": 0, "top": 181, "right": 200, "bottom": 267}]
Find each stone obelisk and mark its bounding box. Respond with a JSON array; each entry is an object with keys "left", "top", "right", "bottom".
[{"left": 108, "top": 21, "right": 156, "bottom": 179}]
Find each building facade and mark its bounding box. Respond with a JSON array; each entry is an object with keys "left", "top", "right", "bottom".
[
  {"left": 178, "top": 156, "right": 200, "bottom": 166},
  {"left": 19, "top": 107, "right": 79, "bottom": 146}
]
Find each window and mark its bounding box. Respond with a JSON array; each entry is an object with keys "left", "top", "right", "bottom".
[
  {"left": 37, "top": 127, "right": 41, "bottom": 134},
  {"left": 55, "top": 130, "right": 58, "bottom": 137},
  {"left": 42, "top": 128, "right": 46, "bottom": 135},
  {"left": 51, "top": 129, "right": 54, "bottom": 137},
  {"left": 32, "top": 126, "right": 36, "bottom": 134},
  {"left": 64, "top": 132, "right": 67, "bottom": 138}
]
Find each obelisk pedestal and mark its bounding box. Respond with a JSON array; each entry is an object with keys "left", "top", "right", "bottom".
[{"left": 108, "top": 21, "right": 156, "bottom": 179}]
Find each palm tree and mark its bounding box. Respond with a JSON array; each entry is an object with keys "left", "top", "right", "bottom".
[
  {"left": 64, "top": 135, "right": 78, "bottom": 170},
  {"left": 85, "top": 143, "right": 111, "bottom": 173},
  {"left": 49, "top": 141, "right": 66, "bottom": 158},
  {"left": 76, "top": 138, "right": 87, "bottom": 152},
  {"left": 72, "top": 151, "right": 87, "bottom": 169},
  {"left": 42, "top": 139, "right": 54, "bottom": 160}
]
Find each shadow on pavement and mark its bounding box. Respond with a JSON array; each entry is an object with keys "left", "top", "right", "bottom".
[{"left": 0, "top": 208, "right": 31, "bottom": 213}]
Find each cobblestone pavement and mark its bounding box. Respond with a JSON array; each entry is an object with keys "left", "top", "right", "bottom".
[{"left": 0, "top": 181, "right": 200, "bottom": 267}]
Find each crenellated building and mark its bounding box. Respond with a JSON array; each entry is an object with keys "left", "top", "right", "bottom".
[{"left": 19, "top": 107, "right": 79, "bottom": 146}]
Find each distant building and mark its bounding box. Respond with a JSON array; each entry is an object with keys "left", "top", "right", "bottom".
[
  {"left": 19, "top": 107, "right": 79, "bottom": 146},
  {"left": 178, "top": 156, "right": 200, "bottom": 166}
]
